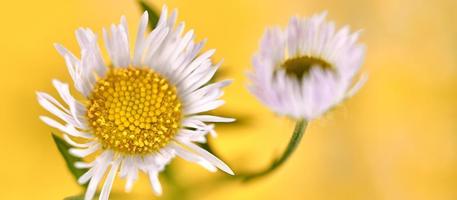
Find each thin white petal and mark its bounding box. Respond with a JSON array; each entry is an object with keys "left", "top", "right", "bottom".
[
  {"left": 187, "top": 115, "right": 235, "bottom": 123},
  {"left": 346, "top": 73, "right": 368, "bottom": 98},
  {"left": 148, "top": 170, "right": 162, "bottom": 195},
  {"left": 69, "top": 143, "right": 100, "bottom": 158},
  {"left": 63, "top": 134, "right": 93, "bottom": 148},
  {"left": 39, "top": 116, "right": 92, "bottom": 139},
  {"left": 177, "top": 139, "right": 234, "bottom": 175},
  {"left": 169, "top": 142, "right": 217, "bottom": 172},
  {"left": 133, "top": 11, "right": 149, "bottom": 66},
  {"left": 184, "top": 100, "right": 225, "bottom": 115},
  {"left": 84, "top": 152, "right": 113, "bottom": 200},
  {"left": 99, "top": 159, "right": 121, "bottom": 200},
  {"left": 75, "top": 161, "right": 94, "bottom": 169}
]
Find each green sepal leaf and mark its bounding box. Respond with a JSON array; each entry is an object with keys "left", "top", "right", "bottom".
[
  {"left": 51, "top": 133, "right": 88, "bottom": 188},
  {"left": 138, "top": 0, "right": 160, "bottom": 29}
]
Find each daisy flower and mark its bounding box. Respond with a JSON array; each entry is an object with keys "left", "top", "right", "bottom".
[
  {"left": 37, "top": 6, "right": 234, "bottom": 200},
  {"left": 248, "top": 12, "right": 367, "bottom": 120}
]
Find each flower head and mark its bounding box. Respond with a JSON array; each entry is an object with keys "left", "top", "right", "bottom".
[
  {"left": 248, "top": 12, "right": 367, "bottom": 120},
  {"left": 37, "top": 6, "right": 234, "bottom": 200}
]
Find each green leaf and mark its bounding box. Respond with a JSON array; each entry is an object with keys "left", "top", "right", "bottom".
[
  {"left": 138, "top": 0, "right": 160, "bottom": 29},
  {"left": 51, "top": 133, "right": 88, "bottom": 188}
]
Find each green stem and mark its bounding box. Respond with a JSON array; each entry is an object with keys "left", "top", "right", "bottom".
[{"left": 238, "top": 119, "right": 308, "bottom": 182}]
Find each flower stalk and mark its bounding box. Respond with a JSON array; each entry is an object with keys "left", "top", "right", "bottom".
[{"left": 237, "top": 119, "right": 308, "bottom": 182}]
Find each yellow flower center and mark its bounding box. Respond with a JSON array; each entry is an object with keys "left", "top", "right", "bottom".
[
  {"left": 281, "top": 56, "right": 332, "bottom": 79},
  {"left": 87, "top": 67, "right": 182, "bottom": 155}
]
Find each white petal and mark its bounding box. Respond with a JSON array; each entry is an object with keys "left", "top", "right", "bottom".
[
  {"left": 156, "top": 5, "right": 168, "bottom": 28},
  {"left": 84, "top": 151, "right": 113, "bottom": 200},
  {"left": 69, "top": 143, "right": 100, "bottom": 158},
  {"left": 184, "top": 100, "right": 225, "bottom": 115},
  {"left": 39, "top": 116, "right": 92, "bottom": 139},
  {"left": 99, "top": 158, "right": 121, "bottom": 200},
  {"left": 346, "top": 73, "right": 368, "bottom": 98},
  {"left": 52, "top": 80, "right": 86, "bottom": 125},
  {"left": 177, "top": 139, "right": 234, "bottom": 175},
  {"left": 148, "top": 170, "right": 162, "bottom": 195},
  {"left": 75, "top": 161, "right": 94, "bottom": 169},
  {"left": 63, "top": 134, "right": 94, "bottom": 148},
  {"left": 176, "top": 49, "right": 216, "bottom": 84},
  {"left": 169, "top": 142, "right": 217, "bottom": 172},
  {"left": 186, "top": 115, "right": 235, "bottom": 123},
  {"left": 78, "top": 167, "right": 95, "bottom": 184},
  {"left": 133, "top": 11, "right": 149, "bottom": 66}
]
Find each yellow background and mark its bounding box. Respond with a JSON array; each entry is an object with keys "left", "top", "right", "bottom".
[{"left": 1, "top": 0, "right": 456, "bottom": 199}]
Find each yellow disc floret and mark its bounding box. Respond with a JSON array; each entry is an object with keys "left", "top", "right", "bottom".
[
  {"left": 87, "top": 67, "right": 182, "bottom": 155},
  {"left": 281, "top": 56, "right": 332, "bottom": 79}
]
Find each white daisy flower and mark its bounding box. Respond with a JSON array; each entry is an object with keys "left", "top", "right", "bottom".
[
  {"left": 248, "top": 12, "right": 367, "bottom": 120},
  {"left": 37, "top": 6, "right": 234, "bottom": 200}
]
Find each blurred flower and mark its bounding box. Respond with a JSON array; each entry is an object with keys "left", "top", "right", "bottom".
[
  {"left": 37, "top": 5, "right": 233, "bottom": 200},
  {"left": 248, "top": 12, "right": 367, "bottom": 120}
]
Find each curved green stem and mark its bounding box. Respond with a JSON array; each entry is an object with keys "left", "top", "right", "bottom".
[{"left": 237, "top": 119, "right": 308, "bottom": 182}]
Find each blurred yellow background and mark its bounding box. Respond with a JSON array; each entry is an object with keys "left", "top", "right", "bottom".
[{"left": 1, "top": 0, "right": 456, "bottom": 199}]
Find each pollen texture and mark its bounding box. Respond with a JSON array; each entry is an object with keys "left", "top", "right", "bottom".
[{"left": 87, "top": 67, "right": 182, "bottom": 155}]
